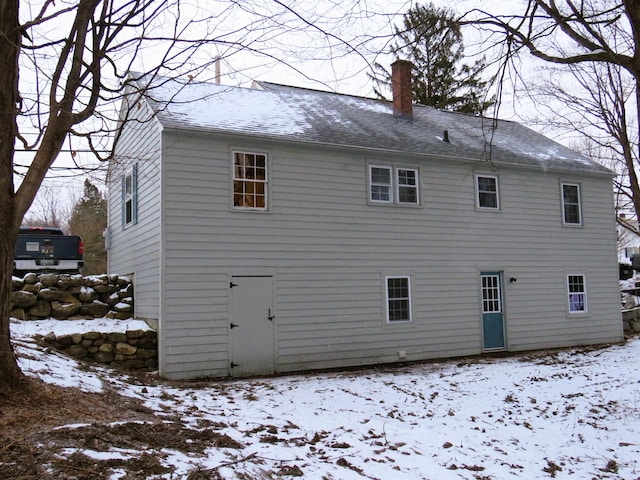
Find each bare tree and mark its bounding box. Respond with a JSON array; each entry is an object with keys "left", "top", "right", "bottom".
[
  {"left": 533, "top": 60, "right": 640, "bottom": 232},
  {"left": 0, "top": 0, "right": 395, "bottom": 391},
  {"left": 21, "top": 184, "right": 71, "bottom": 229},
  {"left": 460, "top": 1, "right": 640, "bottom": 225},
  {"left": 67, "top": 179, "right": 107, "bottom": 275}
]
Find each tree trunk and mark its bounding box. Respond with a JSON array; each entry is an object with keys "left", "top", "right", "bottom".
[
  {"left": 632, "top": 77, "right": 640, "bottom": 226},
  {"left": 0, "top": 0, "right": 24, "bottom": 391},
  {"left": 0, "top": 232, "right": 21, "bottom": 391}
]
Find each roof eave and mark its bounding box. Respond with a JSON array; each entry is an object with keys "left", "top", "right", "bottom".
[{"left": 160, "top": 123, "right": 615, "bottom": 178}]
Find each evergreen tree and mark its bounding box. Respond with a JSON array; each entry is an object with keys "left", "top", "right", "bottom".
[
  {"left": 68, "top": 179, "right": 107, "bottom": 275},
  {"left": 371, "top": 2, "right": 493, "bottom": 114}
]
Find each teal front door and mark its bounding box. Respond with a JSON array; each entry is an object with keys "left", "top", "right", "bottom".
[{"left": 481, "top": 272, "right": 506, "bottom": 350}]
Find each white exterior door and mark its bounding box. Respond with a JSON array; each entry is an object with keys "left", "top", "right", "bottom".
[{"left": 229, "top": 276, "right": 275, "bottom": 377}]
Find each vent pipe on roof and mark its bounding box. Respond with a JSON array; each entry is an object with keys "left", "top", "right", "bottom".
[
  {"left": 215, "top": 57, "right": 221, "bottom": 84},
  {"left": 391, "top": 60, "right": 413, "bottom": 119},
  {"left": 443, "top": 130, "right": 450, "bottom": 143}
]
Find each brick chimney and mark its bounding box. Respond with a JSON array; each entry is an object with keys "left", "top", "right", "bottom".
[{"left": 391, "top": 60, "right": 413, "bottom": 118}]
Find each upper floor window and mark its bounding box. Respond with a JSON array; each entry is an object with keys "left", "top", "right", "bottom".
[
  {"left": 562, "top": 183, "right": 581, "bottom": 225},
  {"left": 567, "top": 274, "right": 587, "bottom": 313},
  {"left": 397, "top": 168, "right": 418, "bottom": 204},
  {"left": 476, "top": 174, "right": 499, "bottom": 209},
  {"left": 369, "top": 165, "right": 419, "bottom": 205},
  {"left": 122, "top": 164, "right": 138, "bottom": 228},
  {"left": 233, "top": 152, "right": 267, "bottom": 209},
  {"left": 370, "top": 166, "right": 392, "bottom": 202},
  {"left": 386, "top": 276, "right": 412, "bottom": 323}
]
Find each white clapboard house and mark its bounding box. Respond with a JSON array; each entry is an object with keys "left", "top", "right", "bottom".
[{"left": 107, "top": 61, "right": 623, "bottom": 379}]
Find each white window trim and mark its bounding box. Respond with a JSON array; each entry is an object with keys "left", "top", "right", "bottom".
[
  {"left": 232, "top": 150, "right": 269, "bottom": 211},
  {"left": 385, "top": 275, "right": 412, "bottom": 323},
  {"left": 396, "top": 167, "right": 420, "bottom": 205},
  {"left": 566, "top": 274, "right": 588, "bottom": 314},
  {"left": 124, "top": 174, "right": 133, "bottom": 225},
  {"left": 122, "top": 163, "right": 137, "bottom": 228},
  {"left": 561, "top": 182, "right": 582, "bottom": 226},
  {"left": 475, "top": 173, "right": 500, "bottom": 210},
  {"left": 368, "top": 164, "right": 420, "bottom": 206},
  {"left": 369, "top": 165, "right": 393, "bottom": 204}
]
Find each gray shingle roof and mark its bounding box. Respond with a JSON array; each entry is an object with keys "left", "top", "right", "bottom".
[{"left": 141, "top": 75, "right": 612, "bottom": 176}]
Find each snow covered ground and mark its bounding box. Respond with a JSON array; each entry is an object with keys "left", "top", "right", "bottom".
[{"left": 10, "top": 318, "right": 640, "bottom": 479}]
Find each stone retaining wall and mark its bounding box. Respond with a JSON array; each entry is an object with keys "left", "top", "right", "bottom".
[
  {"left": 11, "top": 273, "right": 157, "bottom": 370},
  {"left": 622, "top": 307, "right": 640, "bottom": 334},
  {"left": 10, "top": 272, "right": 133, "bottom": 320},
  {"left": 38, "top": 329, "right": 158, "bottom": 370}
]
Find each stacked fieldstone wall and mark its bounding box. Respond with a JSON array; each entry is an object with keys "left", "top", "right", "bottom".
[
  {"left": 622, "top": 307, "right": 640, "bottom": 334},
  {"left": 11, "top": 273, "right": 157, "bottom": 370},
  {"left": 39, "top": 329, "right": 158, "bottom": 370},
  {"left": 10, "top": 273, "right": 133, "bottom": 320}
]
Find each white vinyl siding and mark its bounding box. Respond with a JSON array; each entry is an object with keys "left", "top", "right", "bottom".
[
  {"left": 110, "top": 122, "right": 622, "bottom": 379},
  {"left": 107, "top": 94, "right": 161, "bottom": 326},
  {"left": 158, "top": 136, "right": 621, "bottom": 378}
]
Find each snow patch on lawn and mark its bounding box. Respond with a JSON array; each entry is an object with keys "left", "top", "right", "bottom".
[{"left": 10, "top": 318, "right": 640, "bottom": 479}]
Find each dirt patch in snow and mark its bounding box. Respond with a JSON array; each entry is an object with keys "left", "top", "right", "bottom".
[
  {"left": 0, "top": 378, "right": 181, "bottom": 480},
  {"left": 1, "top": 378, "right": 265, "bottom": 479}
]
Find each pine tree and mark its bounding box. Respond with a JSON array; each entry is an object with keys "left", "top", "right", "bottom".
[
  {"left": 370, "top": 2, "right": 493, "bottom": 114},
  {"left": 67, "top": 179, "right": 107, "bottom": 275}
]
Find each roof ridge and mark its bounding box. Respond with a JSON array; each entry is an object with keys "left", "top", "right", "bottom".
[
  {"left": 256, "top": 80, "right": 519, "bottom": 125},
  {"left": 256, "top": 80, "right": 383, "bottom": 103}
]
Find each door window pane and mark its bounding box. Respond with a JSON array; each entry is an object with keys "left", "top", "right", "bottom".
[{"left": 482, "top": 275, "right": 501, "bottom": 313}]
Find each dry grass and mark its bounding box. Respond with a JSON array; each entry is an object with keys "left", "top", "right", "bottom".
[{"left": 0, "top": 377, "right": 159, "bottom": 479}]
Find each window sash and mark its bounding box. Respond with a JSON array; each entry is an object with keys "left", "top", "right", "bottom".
[
  {"left": 562, "top": 183, "right": 581, "bottom": 225},
  {"left": 477, "top": 175, "right": 499, "bottom": 209},
  {"left": 397, "top": 168, "right": 418, "bottom": 204},
  {"left": 386, "top": 276, "right": 411, "bottom": 323},
  {"left": 567, "top": 275, "right": 587, "bottom": 312},
  {"left": 233, "top": 152, "right": 267, "bottom": 209},
  {"left": 370, "top": 166, "right": 392, "bottom": 202},
  {"left": 122, "top": 164, "right": 137, "bottom": 227},
  {"left": 124, "top": 174, "right": 133, "bottom": 225}
]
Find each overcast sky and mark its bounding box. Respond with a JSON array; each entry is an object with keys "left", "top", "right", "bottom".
[{"left": 18, "top": 0, "right": 545, "bottom": 221}]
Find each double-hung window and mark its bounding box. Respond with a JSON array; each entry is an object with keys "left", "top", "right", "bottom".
[
  {"left": 386, "top": 276, "right": 412, "bottom": 323},
  {"left": 369, "top": 165, "right": 419, "bottom": 205},
  {"left": 567, "top": 274, "right": 587, "bottom": 313},
  {"left": 370, "top": 166, "right": 392, "bottom": 202},
  {"left": 476, "top": 174, "right": 499, "bottom": 209},
  {"left": 397, "top": 168, "right": 418, "bottom": 204},
  {"left": 122, "top": 164, "right": 138, "bottom": 228},
  {"left": 233, "top": 151, "right": 267, "bottom": 210},
  {"left": 562, "top": 183, "right": 581, "bottom": 225}
]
